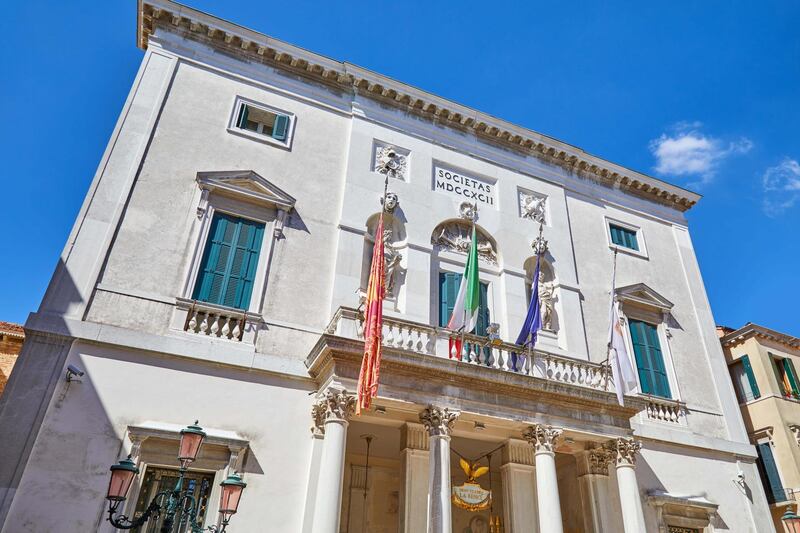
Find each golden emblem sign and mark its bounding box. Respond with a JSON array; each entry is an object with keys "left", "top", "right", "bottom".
[{"left": 452, "top": 459, "right": 492, "bottom": 512}]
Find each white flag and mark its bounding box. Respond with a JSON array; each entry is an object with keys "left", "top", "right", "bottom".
[{"left": 608, "top": 300, "right": 637, "bottom": 405}]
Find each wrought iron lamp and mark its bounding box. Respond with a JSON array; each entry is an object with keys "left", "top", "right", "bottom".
[
  {"left": 782, "top": 507, "right": 800, "bottom": 533},
  {"left": 104, "top": 421, "right": 247, "bottom": 532}
]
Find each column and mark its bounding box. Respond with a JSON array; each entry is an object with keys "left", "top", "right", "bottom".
[
  {"left": 501, "top": 438, "right": 537, "bottom": 533},
  {"left": 607, "top": 437, "right": 646, "bottom": 533},
  {"left": 576, "top": 447, "right": 615, "bottom": 533},
  {"left": 311, "top": 389, "right": 355, "bottom": 533},
  {"left": 523, "top": 424, "right": 564, "bottom": 533},
  {"left": 399, "top": 423, "right": 430, "bottom": 533},
  {"left": 419, "top": 406, "right": 459, "bottom": 533}
]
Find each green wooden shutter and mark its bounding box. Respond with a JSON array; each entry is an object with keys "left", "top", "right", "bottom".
[
  {"left": 610, "top": 226, "right": 622, "bottom": 246},
  {"left": 236, "top": 104, "right": 249, "bottom": 129},
  {"left": 770, "top": 355, "right": 789, "bottom": 396},
  {"left": 439, "top": 272, "right": 461, "bottom": 327},
  {"left": 193, "top": 213, "right": 265, "bottom": 310},
  {"left": 476, "top": 282, "right": 490, "bottom": 336},
  {"left": 756, "top": 443, "right": 787, "bottom": 503},
  {"left": 629, "top": 320, "right": 671, "bottom": 398},
  {"left": 626, "top": 229, "right": 639, "bottom": 250},
  {"left": 783, "top": 358, "right": 800, "bottom": 397},
  {"left": 272, "top": 114, "right": 289, "bottom": 140},
  {"left": 741, "top": 355, "right": 761, "bottom": 399}
]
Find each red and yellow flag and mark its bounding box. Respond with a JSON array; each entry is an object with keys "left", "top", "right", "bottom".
[{"left": 356, "top": 216, "right": 385, "bottom": 414}]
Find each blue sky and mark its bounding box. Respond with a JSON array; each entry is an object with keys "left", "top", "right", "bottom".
[{"left": 1, "top": 1, "right": 798, "bottom": 334}]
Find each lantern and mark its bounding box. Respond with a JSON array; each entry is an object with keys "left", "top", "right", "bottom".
[
  {"left": 218, "top": 473, "right": 247, "bottom": 519},
  {"left": 782, "top": 508, "right": 800, "bottom": 533},
  {"left": 178, "top": 421, "right": 206, "bottom": 465},
  {"left": 106, "top": 456, "right": 139, "bottom": 502}
]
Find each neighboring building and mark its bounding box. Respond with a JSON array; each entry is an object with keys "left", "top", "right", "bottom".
[
  {"left": 0, "top": 1, "right": 775, "bottom": 532},
  {"left": 0, "top": 322, "right": 24, "bottom": 397},
  {"left": 719, "top": 323, "right": 800, "bottom": 531}
]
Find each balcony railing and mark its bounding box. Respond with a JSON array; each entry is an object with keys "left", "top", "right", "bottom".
[{"left": 324, "top": 307, "right": 687, "bottom": 424}]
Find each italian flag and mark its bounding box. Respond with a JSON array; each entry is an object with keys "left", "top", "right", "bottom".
[{"left": 447, "top": 226, "right": 480, "bottom": 333}]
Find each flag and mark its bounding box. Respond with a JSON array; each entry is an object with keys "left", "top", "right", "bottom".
[
  {"left": 447, "top": 226, "right": 481, "bottom": 334},
  {"left": 356, "top": 216, "right": 386, "bottom": 415},
  {"left": 516, "top": 255, "right": 542, "bottom": 348},
  {"left": 608, "top": 258, "right": 637, "bottom": 405}
]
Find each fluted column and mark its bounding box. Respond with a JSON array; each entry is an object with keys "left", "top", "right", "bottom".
[
  {"left": 523, "top": 424, "right": 564, "bottom": 533},
  {"left": 576, "top": 447, "right": 615, "bottom": 533},
  {"left": 311, "top": 389, "right": 355, "bottom": 533},
  {"left": 607, "top": 437, "right": 646, "bottom": 533},
  {"left": 419, "top": 406, "right": 459, "bottom": 533}
]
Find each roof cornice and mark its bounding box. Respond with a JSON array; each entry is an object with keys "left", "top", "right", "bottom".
[
  {"left": 137, "top": 0, "right": 701, "bottom": 212},
  {"left": 721, "top": 323, "right": 800, "bottom": 351}
]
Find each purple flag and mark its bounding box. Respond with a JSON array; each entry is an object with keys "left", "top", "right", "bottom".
[{"left": 516, "top": 256, "right": 542, "bottom": 347}]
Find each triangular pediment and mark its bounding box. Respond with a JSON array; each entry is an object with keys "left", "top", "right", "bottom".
[
  {"left": 197, "top": 170, "right": 296, "bottom": 210},
  {"left": 615, "top": 283, "right": 673, "bottom": 311}
]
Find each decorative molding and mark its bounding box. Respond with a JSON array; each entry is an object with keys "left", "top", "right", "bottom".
[
  {"left": 502, "top": 438, "right": 535, "bottom": 466},
  {"left": 316, "top": 389, "right": 356, "bottom": 424},
  {"left": 401, "top": 422, "right": 430, "bottom": 451},
  {"left": 605, "top": 437, "right": 642, "bottom": 466},
  {"left": 615, "top": 283, "right": 674, "bottom": 313},
  {"left": 374, "top": 143, "right": 409, "bottom": 181},
  {"left": 519, "top": 189, "right": 547, "bottom": 224},
  {"left": 578, "top": 447, "right": 615, "bottom": 476},
  {"left": 521, "top": 424, "right": 563, "bottom": 454},
  {"left": 419, "top": 406, "right": 459, "bottom": 437},
  {"left": 431, "top": 220, "right": 497, "bottom": 264},
  {"left": 139, "top": 0, "right": 700, "bottom": 213},
  {"left": 196, "top": 170, "right": 296, "bottom": 211},
  {"left": 458, "top": 201, "right": 478, "bottom": 222},
  {"left": 720, "top": 322, "right": 800, "bottom": 351},
  {"left": 311, "top": 401, "right": 327, "bottom": 436}
]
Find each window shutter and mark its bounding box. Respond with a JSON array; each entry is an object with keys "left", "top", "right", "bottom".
[
  {"left": 626, "top": 229, "right": 639, "bottom": 251},
  {"left": 629, "top": 321, "right": 654, "bottom": 395},
  {"left": 741, "top": 355, "right": 761, "bottom": 399},
  {"left": 439, "top": 272, "right": 461, "bottom": 327},
  {"left": 272, "top": 114, "right": 289, "bottom": 141},
  {"left": 784, "top": 358, "right": 800, "bottom": 397},
  {"left": 629, "top": 320, "right": 671, "bottom": 398},
  {"left": 756, "top": 443, "right": 787, "bottom": 503},
  {"left": 770, "top": 355, "right": 789, "bottom": 396},
  {"left": 236, "top": 104, "right": 249, "bottom": 129},
  {"left": 193, "top": 214, "right": 265, "bottom": 310}
]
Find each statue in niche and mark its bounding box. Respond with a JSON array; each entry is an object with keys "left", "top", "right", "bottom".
[
  {"left": 520, "top": 193, "right": 547, "bottom": 224},
  {"left": 383, "top": 228, "right": 403, "bottom": 296},
  {"left": 382, "top": 192, "right": 399, "bottom": 213},
  {"left": 538, "top": 271, "right": 555, "bottom": 331},
  {"left": 432, "top": 223, "right": 497, "bottom": 264}
]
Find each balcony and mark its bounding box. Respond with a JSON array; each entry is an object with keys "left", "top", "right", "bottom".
[{"left": 308, "top": 307, "right": 681, "bottom": 427}]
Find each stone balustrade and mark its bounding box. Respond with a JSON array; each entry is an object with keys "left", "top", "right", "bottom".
[
  {"left": 174, "top": 298, "right": 261, "bottom": 343},
  {"left": 642, "top": 395, "right": 686, "bottom": 425}
]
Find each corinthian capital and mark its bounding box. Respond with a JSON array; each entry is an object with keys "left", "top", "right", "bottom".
[
  {"left": 419, "top": 406, "right": 459, "bottom": 437},
  {"left": 312, "top": 389, "right": 356, "bottom": 432},
  {"left": 605, "top": 437, "right": 642, "bottom": 466},
  {"left": 522, "top": 424, "right": 563, "bottom": 454}
]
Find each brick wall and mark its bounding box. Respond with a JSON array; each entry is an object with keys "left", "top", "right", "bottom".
[{"left": 0, "top": 325, "right": 25, "bottom": 397}]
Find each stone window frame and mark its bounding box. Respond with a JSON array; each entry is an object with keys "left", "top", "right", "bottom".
[
  {"left": 647, "top": 491, "right": 718, "bottom": 533},
  {"left": 604, "top": 216, "right": 648, "bottom": 259},
  {"left": 226, "top": 95, "right": 296, "bottom": 150},
  {"left": 170, "top": 171, "right": 295, "bottom": 343},
  {"left": 615, "top": 284, "right": 682, "bottom": 403},
  {"left": 433, "top": 258, "right": 500, "bottom": 333},
  {"left": 120, "top": 422, "right": 249, "bottom": 531}
]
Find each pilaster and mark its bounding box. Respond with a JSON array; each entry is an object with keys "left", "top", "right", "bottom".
[{"left": 501, "top": 438, "right": 537, "bottom": 533}]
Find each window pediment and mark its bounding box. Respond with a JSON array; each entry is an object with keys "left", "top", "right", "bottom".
[
  {"left": 616, "top": 283, "right": 673, "bottom": 313},
  {"left": 196, "top": 170, "right": 296, "bottom": 212}
]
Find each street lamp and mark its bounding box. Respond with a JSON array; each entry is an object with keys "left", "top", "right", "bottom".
[
  {"left": 782, "top": 507, "right": 800, "bottom": 533},
  {"left": 104, "top": 421, "right": 246, "bottom": 532}
]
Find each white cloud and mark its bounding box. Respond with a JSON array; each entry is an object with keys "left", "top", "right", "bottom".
[
  {"left": 762, "top": 158, "right": 800, "bottom": 215},
  {"left": 649, "top": 123, "right": 752, "bottom": 187}
]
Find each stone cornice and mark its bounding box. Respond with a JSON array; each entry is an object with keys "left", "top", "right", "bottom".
[
  {"left": 137, "top": 0, "right": 700, "bottom": 212},
  {"left": 721, "top": 322, "right": 800, "bottom": 351}
]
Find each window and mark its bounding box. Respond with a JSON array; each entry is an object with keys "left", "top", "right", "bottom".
[
  {"left": 192, "top": 212, "right": 265, "bottom": 310},
  {"left": 133, "top": 466, "right": 214, "bottom": 532},
  {"left": 228, "top": 98, "right": 294, "bottom": 147},
  {"left": 755, "top": 442, "right": 787, "bottom": 503},
  {"left": 439, "top": 272, "right": 490, "bottom": 335},
  {"left": 610, "top": 224, "right": 639, "bottom": 251},
  {"left": 629, "top": 319, "right": 671, "bottom": 398},
  {"left": 730, "top": 355, "right": 761, "bottom": 403},
  {"left": 770, "top": 354, "right": 800, "bottom": 399}
]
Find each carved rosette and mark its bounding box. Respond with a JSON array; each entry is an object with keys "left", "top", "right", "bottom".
[
  {"left": 522, "top": 424, "right": 563, "bottom": 454},
  {"left": 605, "top": 437, "right": 642, "bottom": 466},
  {"left": 419, "top": 406, "right": 459, "bottom": 437},
  {"left": 375, "top": 145, "right": 408, "bottom": 180}
]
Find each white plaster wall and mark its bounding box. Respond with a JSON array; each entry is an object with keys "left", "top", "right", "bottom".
[{"left": 2, "top": 342, "right": 317, "bottom": 533}]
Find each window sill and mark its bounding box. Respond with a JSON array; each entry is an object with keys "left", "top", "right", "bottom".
[
  {"left": 170, "top": 298, "right": 263, "bottom": 344},
  {"left": 608, "top": 244, "right": 648, "bottom": 260},
  {"left": 226, "top": 127, "right": 292, "bottom": 151}
]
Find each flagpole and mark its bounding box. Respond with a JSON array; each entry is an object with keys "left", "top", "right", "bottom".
[
  {"left": 460, "top": 202, "right": 477, "bottom": 362},
  {"left": 604, "top": 248, "right": 618, "bottom": 391}
]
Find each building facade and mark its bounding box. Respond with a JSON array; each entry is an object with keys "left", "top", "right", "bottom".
[
  {"left": 0, "top": 1, "right": 776, "bottom": 532},
  {"left": 719, "top": 323, "right": 800, "bottom": 531},
  {"left": 0, "top": 322, "right": 24, "bottom": 397}
]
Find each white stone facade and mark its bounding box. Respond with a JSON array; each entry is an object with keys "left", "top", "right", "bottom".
[{"left": 0, "top": 1, "right": 775, "bottom": 532}]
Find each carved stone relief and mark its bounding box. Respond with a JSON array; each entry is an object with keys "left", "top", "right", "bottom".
[
  {"left": 519, "top": 189, "right": 547, "bottom": 224},
  {"left": 419, "top": 406, "right": 459, "bottom": 437},
  {"left": 431, "top": 221, "right": 497, "bottom": 264},
  {"left": 522, "top": 424, "right": 563, "bottom": 454},
  {"left": 374, "top": 143, "right": 409, "bottom": 181}
]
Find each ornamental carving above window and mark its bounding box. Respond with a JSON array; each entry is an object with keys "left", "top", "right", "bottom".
[{"left": 431, "top": 221, "right": 497, "bottom": 264}]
